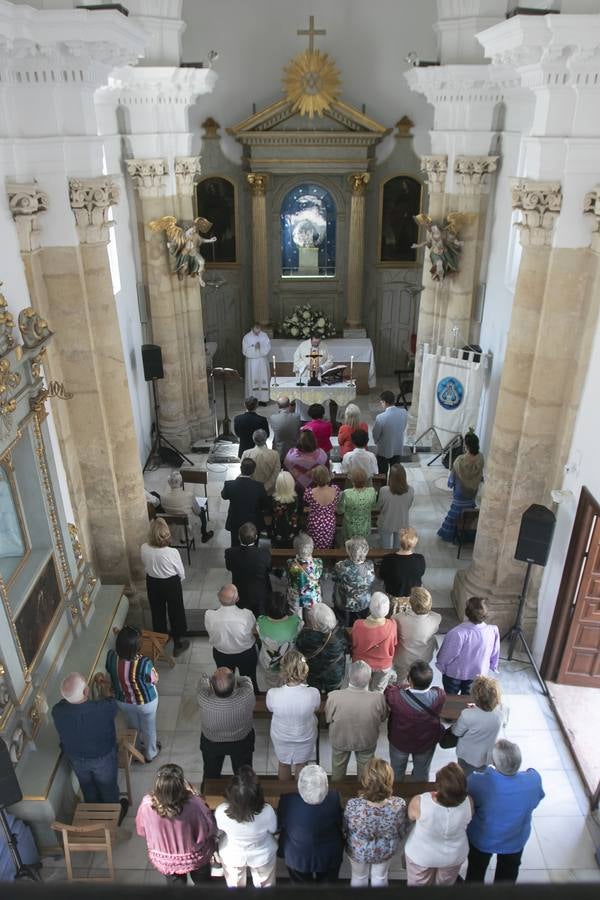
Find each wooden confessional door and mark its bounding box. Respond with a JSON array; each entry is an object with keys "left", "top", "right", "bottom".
[{"left": 556, "top": 512, "right": 600, "bottom": 686}]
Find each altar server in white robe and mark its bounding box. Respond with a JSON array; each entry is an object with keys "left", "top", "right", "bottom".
[
  {"left": 293, "top": 334, "right": 335, "bottom": 420},
  {"left": 242, "top": 323, "right": 272, "bottom": 405}
]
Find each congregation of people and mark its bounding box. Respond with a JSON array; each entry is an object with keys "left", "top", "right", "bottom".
[{"left": 49, "top": 392, "right": 547, "bottom": 888}]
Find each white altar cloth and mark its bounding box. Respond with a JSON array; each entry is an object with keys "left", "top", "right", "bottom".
[
  {"left": 271, "top": 338, "right": 376, "bottom": 388},
  {"left": 269, "top": 376, "right": 356, "bottom": 406}
]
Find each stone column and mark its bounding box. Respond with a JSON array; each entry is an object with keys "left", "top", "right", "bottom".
[
  {"left": 127, "top": 157, "right": 212, "bottom": 448},
  {"left": 247, "top": 173, "right": 270, "bottom": 328},
  {"left": 345, "top": 173, "right": 370, "bottom": 334},
  {"left": 452, "top": 179, "right": 599, "bottom": 632}
]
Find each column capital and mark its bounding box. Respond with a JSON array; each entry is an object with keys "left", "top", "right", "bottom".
[
  {"left": 420, "top": 155, "right": 448, "bottom": 194},
  {"left": 6, "top": 181, "right": 49, "bottom": 252},
  {"left": 584, "top": 184, "right": 600, "bottom": 252},
  {"left": 68, "top": 177, "right": 119, "bottom": 244},
  {"left": 247, "top": 173, "right": 268, "bottom": 196},
  {"left": 510, "top": 178, "right": 562, "bottom": 248},
  {"left": 174, "top": 156, "right": 201, "bottom": 196},
  {"left": 454, "top": 155, "right": 499, "bottom": 195},
  {"left": 348, "top": 173, "right": 370, "bottom": 196},
  {"left": 126, "top": 158, "right": 169, "bottom": 199}
]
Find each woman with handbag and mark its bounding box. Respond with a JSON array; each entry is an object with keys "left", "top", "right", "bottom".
[
  {"left": 295, "top": 604, "right": 349, "bottom": 693},
  {"left": 448, "top": 676, "right": 507, "bottom": 776}
]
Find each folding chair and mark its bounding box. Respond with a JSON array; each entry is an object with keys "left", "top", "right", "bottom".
[
  {"left": 141, "top": 629, "right": 175, "bottom": 668},
  {"left": 161, "top": 512, "right": 195, "bottom": 565}
]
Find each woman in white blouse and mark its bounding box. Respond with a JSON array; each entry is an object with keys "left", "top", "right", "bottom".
[
  {"left": 449, "top": 676, "right": 507, "bottom": 776},
  {"left": 266, "top": 649, "right": 321, "bottom": 781},
  {"left": 141, "top": 518, "right": 189, "bottom": 657}
]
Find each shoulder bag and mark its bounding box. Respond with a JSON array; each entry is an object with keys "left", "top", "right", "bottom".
[{"left": 404, "top": 689, "right": 458, "bottom": 749}]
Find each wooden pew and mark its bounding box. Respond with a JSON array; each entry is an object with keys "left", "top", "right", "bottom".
[
  {"left": 201, "top": 774, "right": 434, "bottom": 808},
  {"left": 252, "top": 693, "right": 470, "bottom": 723},
  {"left": 271, "top": 546, "right": 390, "bottom": 563}
]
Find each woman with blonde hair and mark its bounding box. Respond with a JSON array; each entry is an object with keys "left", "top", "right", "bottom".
[
  {"left": 344, "top": 758, "right": 408, "bottom": 887},
  {"left": 379, "top": 526, "right": 426, "bottom": 603},
  {"left": 266, "top": 649, "right": 321, "bottom": 780},
  {"left": 141, "top": 517, "right": 189, "bottom": 656},
  {"left": 338, "top": 466, "right": 377, "bottom": 542},
  {"left": 392, "top": 586, "right": 441, "bottom": 682},
  {"left": 448, "top": 676, "right": 507, "bottom": 776},
  {"left": 376, "top": 463, "right": 414, "bottom": 549},
  {"left": 268, "top": 471, "right": 299, "bottom": 548},
  {"left": 136, "top": 763, "right": 216, "bottom": 884},
  {"left": 337, "top": 404, "right": 369, "bottom": 458},
  {"left": 304, "top": 465, "right": 340, "bottom": 549}
]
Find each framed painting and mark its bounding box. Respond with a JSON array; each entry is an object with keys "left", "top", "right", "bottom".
[
  {"left": 15, "top": 556, "right": 63, "bottom": 671},
  {"left": 379, "top": 174, "right": 422, "bottom": 266}
]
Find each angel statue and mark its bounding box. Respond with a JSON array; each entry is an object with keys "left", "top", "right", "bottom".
[
  {"left": 412, "top": 213, "right": 472, "bottom": 282},
  {"left": 148, "top": 215, "right": 217, "bottom": 285}
]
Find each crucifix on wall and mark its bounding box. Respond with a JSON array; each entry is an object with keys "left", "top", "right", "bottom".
[{"left": 297, "top": 15, "right": 326, "bottom": 52}]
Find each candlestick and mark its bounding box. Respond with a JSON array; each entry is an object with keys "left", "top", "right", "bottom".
[
  {"left": 271, "top": 354, "right": 278, "bottom": 388},
  {"left": 350, "top": 355, "right": 354, "bottom": 382}
]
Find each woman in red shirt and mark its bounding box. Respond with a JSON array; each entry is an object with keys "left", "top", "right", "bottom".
[
  {"left": 338, "top": 403, "right": 368, "bottom": 458},
  {"left": 301, "top": 403, "right": 332, "bottom": 455}
]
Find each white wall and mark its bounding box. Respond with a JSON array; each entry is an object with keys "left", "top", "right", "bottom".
[{"left": 182, "top": 0, "right": 438, "bottom": 159}]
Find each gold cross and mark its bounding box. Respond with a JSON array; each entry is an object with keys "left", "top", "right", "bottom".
[{"left": 297, "top": 15, "right": 326, "bottom": 53}]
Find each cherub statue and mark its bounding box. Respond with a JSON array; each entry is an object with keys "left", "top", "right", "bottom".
[
  {"left": 18, "top": 306, "right": 53, "bottom": 349},
  {"left": 148, "top": 215, "right": 217, "bottom": 285},
  {"left": 412, "top": 213, "right": 472, "bottom": 282}
]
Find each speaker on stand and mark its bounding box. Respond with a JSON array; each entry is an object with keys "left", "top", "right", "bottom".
[
  {"left": 0, "top": 739, "right": 40, "bottom": 880},
  {"left": 142, "top": 344, "right": 193, "bottom": 472},
  {"left": 503, "top": 504, "right": 556, "bottom": 696}
]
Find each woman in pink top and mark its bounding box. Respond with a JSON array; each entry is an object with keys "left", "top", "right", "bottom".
[
  {"left": 352, "top": 592, "right": 398, "bottom": 692},
  {"left": 136, "top": 764, "right": 216, "bottom": 884},
  {"left": 301, "top": 403, "right": 332, "bottom": 454},
  {"left": 284, "top": 429, "right": 328, "bottom": 495}
]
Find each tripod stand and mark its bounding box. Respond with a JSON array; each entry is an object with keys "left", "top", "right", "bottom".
[
  {"left": 0, "top": 807, "right": 40, "bottom": 881},
  {"left": 503, "top": 560, "right": 548, "bottom": 696},
  {"left": 143, "top": 378, "right": 193, "bottom": 472}
]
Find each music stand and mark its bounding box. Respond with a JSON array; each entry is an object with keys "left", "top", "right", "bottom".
[{"left": 212, "top": 367, "right": 241, "bottom": 442}]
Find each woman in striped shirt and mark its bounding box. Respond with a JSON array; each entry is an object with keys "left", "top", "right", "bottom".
[{"left": 106, "top": 626, "right": 161, "bottom": 763}]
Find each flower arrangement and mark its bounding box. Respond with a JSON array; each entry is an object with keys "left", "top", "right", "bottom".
[{"left": 280, "top": 304, "right": 337, "bottom": 340}]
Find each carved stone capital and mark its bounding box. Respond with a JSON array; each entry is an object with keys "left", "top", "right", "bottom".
[
  {"left": 584, "top": 184, "right": 600, "bottom": 252},
  {"left": 174, "top": 156, "right": 201, "bottom": 196},
  {"left": 454, "top": 156, "right": 499, "bottom": 196},
  {"left": 420, "top": 155, "right": 448, "bottom": 194},
  {"left": 247, "top": 173, "right": 268, "bottom": 197},
  {"left": 510, "top": 179, "right": 562, "bottom": 248},
  {"left": 348, "top": 173, "right": 370, "bottom": 196},
  {"left": 125, "top": 158, "right": 168, "bottom": 199},
  {"left": 69, "top": 177, "right": 119, "bottom": 244},
  {"left": 6, "top": 181, "right": 49, "bottom": 252}
]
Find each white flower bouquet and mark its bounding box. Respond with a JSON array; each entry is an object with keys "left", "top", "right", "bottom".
[{"left": 280, "top": 304, "right": 336, "bottom": 339}]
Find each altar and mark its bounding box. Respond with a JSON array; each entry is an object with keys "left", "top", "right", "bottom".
[
  {"left": 270, "top": 376, "right": 356, "bottom": 407},
  {"left": 270, "top": 338, "right": 376, "bottom": 395}
]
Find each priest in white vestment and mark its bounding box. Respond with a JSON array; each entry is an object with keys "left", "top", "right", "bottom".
[
  {"left": 293, "top": 334, "right": 334, "bottom": 379},
  {"left": 242, "top": 323, "right": 271, "bottom": 404}
]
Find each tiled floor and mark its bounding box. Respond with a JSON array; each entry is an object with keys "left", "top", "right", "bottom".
[{"left": 40, "top": 381, "right": 600, "bottom": 884}]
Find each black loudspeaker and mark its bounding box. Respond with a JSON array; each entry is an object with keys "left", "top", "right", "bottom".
[
  {"left": 141, "top": 344, "right": 164, "bottom": 382},
  {"left": 514, "top": 504, "right": 556, "bottom": 567},
  {"left": 0, "top": 738, "right": 22, "bottom": 807}
]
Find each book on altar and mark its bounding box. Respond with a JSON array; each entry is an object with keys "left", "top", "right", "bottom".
[
  {"left": 192, "top": 496, "right": 208, "bottom": 516},
  {"left": 321, "top": 365, "right": 347, "bottom": 384}
]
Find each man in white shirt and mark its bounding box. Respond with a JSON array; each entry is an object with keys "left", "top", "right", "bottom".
[
  {"left": 242, "top": 323, "right": 271, "bottom": 405},
  {"left": 205, "top": 584, "right": 258, "bottom": 692},
  {"left": 341, "top": 429, "right": 379, "bottom": 479}
]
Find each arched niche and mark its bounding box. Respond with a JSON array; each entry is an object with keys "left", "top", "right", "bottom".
[
  {"left": 280, "top": 181, "right": 337, "bottom": 278},
  {"left": 379, "top": 174, "right": 422, "bottom": 266},
  {"left": 195, "top": 175, "right": 238, "bottom": 264}
]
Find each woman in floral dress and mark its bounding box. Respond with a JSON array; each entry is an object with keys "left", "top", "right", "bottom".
[
  {"left": 303, "top": 465, "right": 340, "bottom": 549},
  {"left": 338, "top": 466, "right": 377, "bottom": 542},
  {"left": 268, "top": 472, "right": 300, "bottom": 549},
  {"left": 286, "top": 533, "right": 324, "bottom": 613},
  {"left": 332, "top": 536, "right": 375, "bottom": 627}
]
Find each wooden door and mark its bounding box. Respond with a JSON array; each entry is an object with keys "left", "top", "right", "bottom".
[
  {"left": 557, "top": 514, "right": 600, "bottom": 686},
  {"left": 375, "top": 282, "right": 415, "bottom": 375}
]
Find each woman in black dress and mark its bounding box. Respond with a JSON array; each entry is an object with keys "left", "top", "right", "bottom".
[
  {"left": 379, "top": 527, "right": 426, "bottom": 611},
  {"left": 268, "top": 471, "right": 300, "bottom": 548}
]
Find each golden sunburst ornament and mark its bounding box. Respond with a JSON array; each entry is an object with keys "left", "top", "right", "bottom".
[{"left": 283, "top": 49, "right": 341, "bottom": 118}]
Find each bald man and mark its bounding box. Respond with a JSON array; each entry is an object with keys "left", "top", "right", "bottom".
[
  {"left": 205, "top": 584, "right": 258, "bottom": 692},
  {"left": 197, "top": 668, "right": 256, "bottom": 778},
  {"left": 52, "top": 672, "right": 127, "bottom": 818}
]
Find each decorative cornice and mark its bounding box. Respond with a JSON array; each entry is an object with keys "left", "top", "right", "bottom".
[
  {"left": 348, "top": 173, "right": 370, "bottom": 196},
  {"left": 454, "top": 155, "right": 499, "bottom": 196},
  {"left": 68, "top": 177, "right": 119, "bottom": 244},
  {"left": 106, "top": 65, "right": 217, "bottom": 101},
  {"left": 510, "top": 178, "right": 562, "bottom": 248},
  {"left": 125, "top": 158, "right": 168, "bottom": 199},
  {"left": 420, "top": 155, "right": 448, "bottom": 194},
  {"left": 174, "top": 156, "right": 201, "bottom": 196},
  {"left": 247, "top": 173, "right": 268, "bottom": 197},
  {"left": 6, "top": 181, "right": 49, "bottom": 253}
]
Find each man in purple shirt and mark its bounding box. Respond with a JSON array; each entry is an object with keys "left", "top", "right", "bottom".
[{"left": 436, "top": 597, "right": 500, "bottom": 695}]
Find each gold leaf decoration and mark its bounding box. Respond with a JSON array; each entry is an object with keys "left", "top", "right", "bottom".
[{"left": 282, "top": 50, "right": 341, "bottom": 118}]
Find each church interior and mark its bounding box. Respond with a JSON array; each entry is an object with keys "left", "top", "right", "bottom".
[{"left": 0, "top": 0, "right": 600, "bottom": 888}]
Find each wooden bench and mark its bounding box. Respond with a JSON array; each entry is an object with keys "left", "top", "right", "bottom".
[
  {"left": 201, "top": 775, "right": 434, "bottom": 808},
  {"left": 271, "top": 546, "right": 390, "bottom": 562},
  {"left": 252, "top": 693, "right": 470, "bottom": 723}
]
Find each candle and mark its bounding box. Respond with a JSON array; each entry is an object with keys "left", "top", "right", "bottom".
[
  {"left": 272, "top": 355, "right": 277, "bottom": 378},
  {"left": 350, "top": 355, "right": 354, "bottom": 380}
]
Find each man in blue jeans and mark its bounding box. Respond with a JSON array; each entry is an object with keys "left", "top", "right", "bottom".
[{"left": 52, "top": 672, "right": 128, "bottom": 822}]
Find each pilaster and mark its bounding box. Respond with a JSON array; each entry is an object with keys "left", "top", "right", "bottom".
[
  {"left": 6, "top": 183, "right": 49, "bottom": 253},
  {"left": 247, "top": 173, "right": 270, "bottom": 328},
  {"left": 345, "top": 173, "right": 370, "bottom": 333}
]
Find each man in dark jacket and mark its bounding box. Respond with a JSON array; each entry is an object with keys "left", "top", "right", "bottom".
[
  {"left": 384, "top": 660, "right": 445, "bottom": 781},
  {"left": 221, "top": 458, "right": 267, "bottom": 546},
  {"left": 225, "top": 523, "right": 272, "bottom": 617},
  {"left": 234, "top": 396, "right": 269, "bottom": 457}
]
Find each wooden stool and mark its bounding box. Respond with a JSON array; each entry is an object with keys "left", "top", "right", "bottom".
[{"left": 51, "top": 803, "right": 121, "bottom": 882}]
